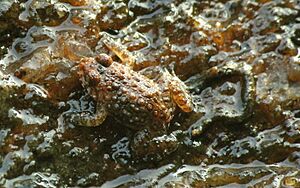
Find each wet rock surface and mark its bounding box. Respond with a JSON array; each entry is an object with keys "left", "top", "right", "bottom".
[{"left": 1, "top": 0, "right": 300, "bottom": 187}]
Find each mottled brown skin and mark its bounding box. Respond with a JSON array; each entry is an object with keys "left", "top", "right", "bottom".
[
  {"left": 77, "top": 53, "right": 194, "bottom": 160},
  {"left": 78, "top": 53, "right": 194, "bottom": 124}
]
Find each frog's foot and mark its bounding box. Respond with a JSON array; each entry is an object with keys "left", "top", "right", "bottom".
[
  {"left": 56, "top": 33, "right": 94, "bottom": 61},
  {"left": 102, "top": 36, "right": 136, "bottom": 69},
  {"left": 187, "top": 61, "right": 256, "bottom": 137},
  {"left": 71, "top": 105, "right": 107, "bottom": 127},
  {"left": 131, "top": 128, "right": 179, "bottom": 161}
]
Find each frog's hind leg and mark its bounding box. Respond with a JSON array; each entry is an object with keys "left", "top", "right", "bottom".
[{"left": 71, "top": 104, "right": 108, "bottom": 127}]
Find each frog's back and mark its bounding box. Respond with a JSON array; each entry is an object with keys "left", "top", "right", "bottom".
[{"left": 97, "top": 62, "right": 175, "bottom": 130}]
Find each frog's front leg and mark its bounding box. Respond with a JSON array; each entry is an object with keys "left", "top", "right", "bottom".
[
  {"left": 131, "top": 128, "right": 179, "bottom": 161},
  {"left": 102, "top": 37, "right": 135, "bottom": 68},
  {"left": 72, "top": 103, "right": 108, "bottom": 127}
]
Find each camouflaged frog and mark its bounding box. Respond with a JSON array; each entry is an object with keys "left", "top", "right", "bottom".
[
  {"left": 75, "top": 37, "right": 256, "bottom": 160},
  {"left": 76, "top": 38, "right": 194, "bottom": 160}
]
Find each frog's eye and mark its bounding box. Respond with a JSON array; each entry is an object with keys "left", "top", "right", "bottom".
[{"left": 95, "top": 53, "right": 112, "bottom": 67}]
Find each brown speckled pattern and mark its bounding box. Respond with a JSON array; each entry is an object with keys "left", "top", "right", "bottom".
[
  {"left": 78, "top": 57, "right": 193, "bottom": 130},
  {"left": 98, "top": 62, "right": 175, "bottom": 129}
]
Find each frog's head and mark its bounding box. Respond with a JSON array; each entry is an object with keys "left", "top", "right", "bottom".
[
  {"left": 78, "top": 54, "right": 113, "bottom": 90},
  {"left": 78, "top": 57, "right": 104, "bottom": 90}
]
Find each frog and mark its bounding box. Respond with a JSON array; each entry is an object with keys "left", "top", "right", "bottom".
[
  {"left": 74, "top": 36, "right": 258, "bottom": 160},
  {"left": 75, "top": 37, "right": 194, "bottom": 160},
  {"left": 10, "top": 33, "right": 255, "bottom": 160}
]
